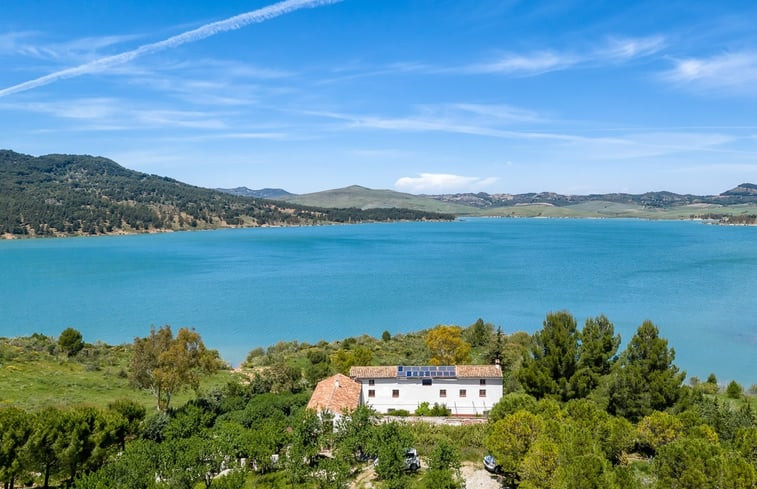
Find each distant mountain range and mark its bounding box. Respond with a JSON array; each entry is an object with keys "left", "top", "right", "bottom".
[
  {"left": 2, "top": 148, "right": 754, "bottom": 239},
  {"left": 274, "top": 183, "right": 757, "bottom": 222},
  {"left": 0, "top": 151, "right": 452, "bottom": 238}
]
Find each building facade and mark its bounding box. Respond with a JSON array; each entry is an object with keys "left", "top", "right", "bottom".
[{"left": 349, "top": 365, "right": 503, "bottom": 416}]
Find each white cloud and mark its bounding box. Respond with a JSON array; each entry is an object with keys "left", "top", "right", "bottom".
[
  {"left": 456, "top": 35, "right": 665, "bottom": 76},
  {"left": 462, "top": 51, "right": 577, "bottom": 76},
  {"left": 600, "top": 36, "right": 666, "bottom": 61},
  {"left": 395, "top": 173, "right": 498, "bottom": 193},
  {"left": 661, "top": 51, "right": 757, "bottom": 92},
  {"left": 0, "top": 0, "right": 342, "bottom": 98}
]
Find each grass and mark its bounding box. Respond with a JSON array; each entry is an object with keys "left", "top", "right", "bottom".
[
  {"left": 478, "top": 202, "right": 757, "bottom": 220},
  {"left": 282, "top": 185, "right": 474, "bottom": 214},
  {"left": 0, "top": 338, "right": 239, "bottom": 411}
]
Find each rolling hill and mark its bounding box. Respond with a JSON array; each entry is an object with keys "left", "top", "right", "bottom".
[
  {"left": 278, "top": 183, "right": 757, "bottom": 222},
  {"left": 0, "top": 151, "right": 453, "bottom": 238},
  {"left": 280, "top": 185, "right": 474, "bottom": 214}
]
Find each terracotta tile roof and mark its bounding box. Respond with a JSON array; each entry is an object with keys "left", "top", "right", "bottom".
[
  {"left": 456, "top": 365, "right": 502, "bottom": 378},
  {"left": 349, "top": 365, "right": 502, "bottom": 379},
  {"left": 306, "top": 374, "right": 361, "bottom": 415},
  {"left": 349, "top": 366, "right": 397, "bottom": 378}
]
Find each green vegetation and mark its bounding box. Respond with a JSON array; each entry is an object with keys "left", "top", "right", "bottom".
[
  {"left": 129, "top": 326, "right": 224, "bottom": 410},
  {"left": 1, "top": 314, "right": 756, "bottom": 488},
  {"left": 0, "top": 151, "right": 453, "bottom": 238}
]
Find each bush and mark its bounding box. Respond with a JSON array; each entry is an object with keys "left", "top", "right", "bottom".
[
  {"left": 414, "top": 402, "right": 451, "bottom": 416},
  {"left": 58, "top": 327, "right": 84, "bottom": 357},
  {"left": 726, "top": 381, "right": 744, "bottom": 399},
  {"left": 389, "top": 409, "right": 410, "bottom": 417}
]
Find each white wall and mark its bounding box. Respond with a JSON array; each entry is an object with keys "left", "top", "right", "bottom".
[{"left": 359, "top": 377, "right": 503, "bottom": 416}]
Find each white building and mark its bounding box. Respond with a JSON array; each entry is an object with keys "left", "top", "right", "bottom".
[{"left": 349, "top": 365, "right": 503, "bottom": 416}]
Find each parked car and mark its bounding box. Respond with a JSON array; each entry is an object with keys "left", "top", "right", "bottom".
[
  {"left": 404, "top": 448, "right": 421, "bottom": 471},
  {"left": 483, "top": 454, "right": 502, "bottom": 474},
  {"left": 374, "top": 448, "right": 421, "bottom": 472}
]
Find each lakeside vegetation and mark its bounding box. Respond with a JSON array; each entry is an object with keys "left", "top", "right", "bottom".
[{"left": 1, "top": 315, "right": 756, "bottom": 488}]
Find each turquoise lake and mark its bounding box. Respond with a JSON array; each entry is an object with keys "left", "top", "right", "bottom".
[{"left": 1, "top": 218, "right": 755, "bottom": 384}]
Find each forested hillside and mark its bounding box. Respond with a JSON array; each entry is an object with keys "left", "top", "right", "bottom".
[{"left": 0, "top": 150, "right": 452, "bottom": 237}]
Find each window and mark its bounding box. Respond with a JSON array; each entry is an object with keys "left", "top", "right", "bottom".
[
  {"left": 480, "top": 379, "right": 486, "bottom": 386},
  {"left": 459, "top": 389, "right": 467, "bottom": 398},
  {"left": 479, "top": 389, "right": 487, "bottom": 397},
  {"left": 422, "top": 378, "right": 432, "bottom": 386},
  {"left": 392, "top": 389, "right": 399, "bottom": 398},
  {"left": 368, "top": 379, "right": 375, "bottom": 386},
  {"left": 439, "top": 389, "right": 447, "bottom": 398},
  {"left": 368, "top": 389, "right": 375, "bottom": 398}
]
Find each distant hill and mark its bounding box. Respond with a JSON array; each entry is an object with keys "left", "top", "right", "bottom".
[
  {"left": 0, "top": 151, "right": 453, "bottom": 238},
  {"left": 280, "top": 185, "right": 474, "bottom": 214},
  {"left": 721, "top": 183, "right": 757, "bottom": 197},
  {"left": 427, "top": 186, "right": 757, "bottom": 209},
  {"left": 278, "top": 183, "right": 757, "bottom": 222},
  {"left": 216, "top": 187, "right": 294, "bottom": 199}
]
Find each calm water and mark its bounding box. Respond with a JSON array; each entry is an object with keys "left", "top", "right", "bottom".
[{"left": 1, "top": 218, "right": 755, "bottom": 384}]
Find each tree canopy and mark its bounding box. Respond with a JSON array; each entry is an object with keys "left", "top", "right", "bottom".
[
  {"left": 129, "top": 326, "right": 223, "bottom": 410},
  {"left": 425, "top": 325, "right": 471, "bottom": 365}
]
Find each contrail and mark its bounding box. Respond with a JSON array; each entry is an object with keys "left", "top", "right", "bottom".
[{"left": 0, "top": 0, "right": 342, "bottom": 98}]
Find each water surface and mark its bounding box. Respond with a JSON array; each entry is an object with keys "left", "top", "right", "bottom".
[{"left": 1, "top": 218, "right": 755, "bottom": 384}]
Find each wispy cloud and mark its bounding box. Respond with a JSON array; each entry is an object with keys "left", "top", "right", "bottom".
[
  {"left": 455, "top": 35, "right": 665, "bottom": 76},
  {"left": 0, "top": 0, "right": 341, "bottom": 98},
  {"left": 661, "top": 51, "right": 757, "bottom": 92},
  {"left": 463, "top": 51, "right": 578, "bottom": 76},
  {"left": 0, "top": 31, "right": 142, "bottom": 62},
  {"left": 395, "top": 173, "right": 498, "bottom": 193},
  {"left": 599, "top": 36, "right": 666, "bottom": 61}
]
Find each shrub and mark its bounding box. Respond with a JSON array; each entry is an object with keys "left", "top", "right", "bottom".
[
  {"left": 415, "top": 402, "right": 451, "bottom": 416},
  {"left": 726, "top": 381, "right": 744, "bottom": 399},
  {"left": 58, "top": 327, "right": 84, "bottom": 357}
]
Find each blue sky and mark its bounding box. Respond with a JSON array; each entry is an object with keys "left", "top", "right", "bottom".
[{"left": 2, "top": 0, "right": 757, "bottom": 195}]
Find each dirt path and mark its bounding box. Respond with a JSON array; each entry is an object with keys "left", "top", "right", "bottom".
[
  {"left": 461, "top": 461, "right": 502, "bottom": 489},
  {"left": 348, "top": 461, "right": 501, "bottom": 489}
]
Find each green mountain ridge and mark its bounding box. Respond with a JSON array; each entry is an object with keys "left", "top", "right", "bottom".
[
  {"left": 0, "top": 150, "right": 452, "bottom": 238},
  {"left": 283, "top": 183, "right": 757, "bottom": 222}
]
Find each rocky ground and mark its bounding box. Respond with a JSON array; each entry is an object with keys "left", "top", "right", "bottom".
[{"left": 348, "top": 461, "right": 501, "bottom": 489}]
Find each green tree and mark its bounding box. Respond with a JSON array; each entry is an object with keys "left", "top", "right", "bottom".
[
  {"left": 518, "top": 436, "right": 559, "bottom": 489},
  {"left": 26, "top": 408, "right": 66, "bottom": 489},
  {"left": 518, "top": 311, "right": 580, "bottom": 401},
  {"left": 571, "top": 315, "right": 620, "bottom": 397},
  {"left": 637, "top": 411, "right": 684, "bottom": 452},
  {"left": 485, "top": 410, "right": 544, "bottom": 475},
  {"left": 0, "top": 407, "right": 32, "bottom": 489},
  {"left": 334, "top": 405, "right": 378, "bottom": 461},
  {"left": 465, "top": 318, "right": 492, "bottom": 348},
  {"left": 486, "top": 325, "right": 505, "bottom": 365},
  {"left": 422, "top": 439, "right": 463, "bottom": 489},
  {"left": 373, "top": 422, "right": 414, "bottom": 485},
  {"left": 727, "top": 380, "right": 744, "bottom": 399},
  {"left": 129, "top": 326, "right": 223, "bottom": 410},
  {"left": 58, "top": 327, "right": 84, "bottom": 357},
  {"left": 382, "top": 330, "right": 392, "bottom": 342},
  {"left": 607, "top": 321, "right": 685, "bottom": 421},
  {"left": 425, "top": 325, "right": 471, "bottom": 365}
]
